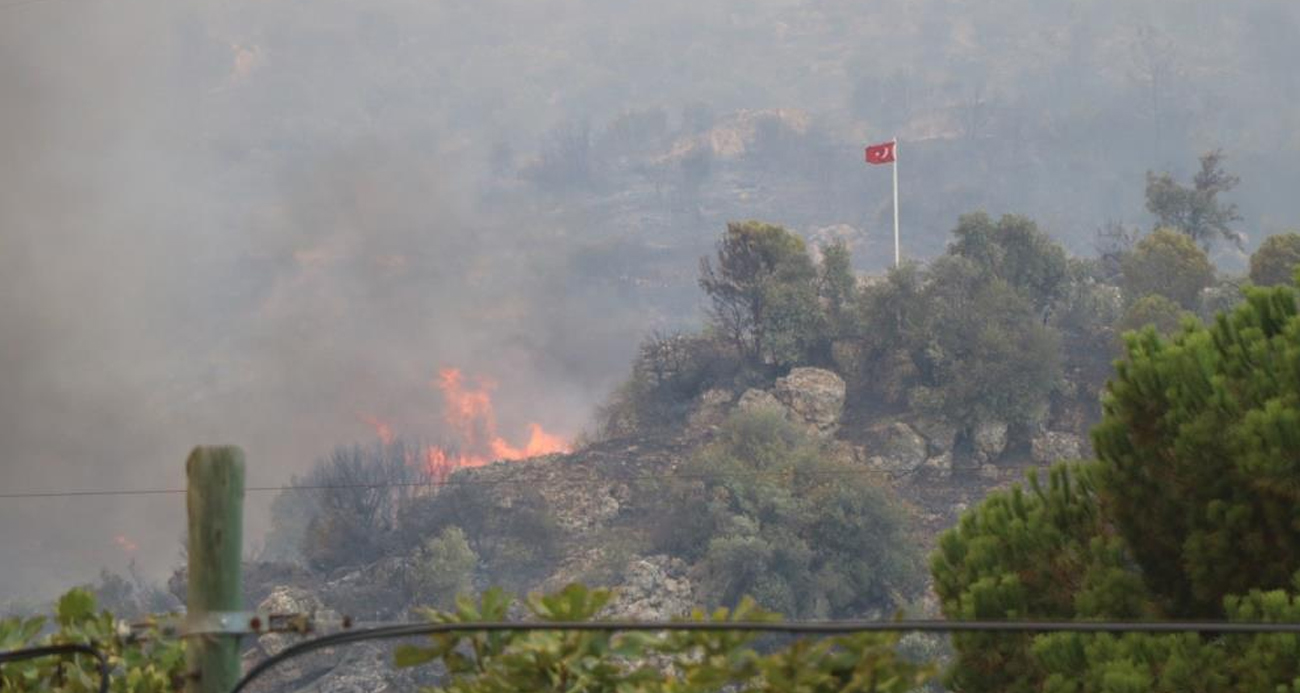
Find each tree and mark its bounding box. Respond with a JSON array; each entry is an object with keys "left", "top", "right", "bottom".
[
  {"left": 1144, "top": 150, "right": 1244, "bottom": 250},
  {"left": 295, "top": 440, "right": 430, "bottom": 571},
  {"left": 1095, "top": 286, "right": 1300, "bottom": 615},
  {"left": 912, "top": 256, "right": 1062, "bottom": 431},
  {"left": 1119, "top": 227, "right": 1214, "bottom": 309},
  {"left": 818, "top": 240, "right": 856, "bottom": 334},
  {"left": 395, "top": 584, "right": 934, "bottom": 693},
  {"left": 949, "top": 212, "right": 1068, "bottom": 314},
  {"left": 931, "top": 464, "right": 1150, "bottom": 693},
  {"left": 1249, "top": 232, "right": 1300, "bottom": 286},
  {"left": 654, "top": 408, "right": 920, "bottom": 619},
  {"left": 1050, "top": 259, "right": 1124, "bottom": 413},
  {"left": 698, "top": 221, "right": 825, "bottom": 369},
  {"left": 1113, "top": 293, "right": 1190, "bottom": 341},
  {"left": 934, "top": 284, "right": 1300, "bottom": 691}
]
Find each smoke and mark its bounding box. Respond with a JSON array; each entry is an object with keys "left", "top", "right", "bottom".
[
  {"left": 6, "top": 0, "right": 1300, "bottom": 603},
  {"left": 0, "top": 1, "right": 650, "bottom": 601}
]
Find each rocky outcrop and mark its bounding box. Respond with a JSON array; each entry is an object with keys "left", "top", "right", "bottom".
[
  {"left": 687, "top": 388, "right": 734, "bottom": 434},
  {"left": 736, "top": 387, "right": 782, "bottom": 413},
  {"left": 862, "top": 422, "right": 928, "bottom": 474},
  {"left": 255, "top": 587, "right": 325, "bottom": 657},
  {"left": 242, "top": 586, "right": 428, "bottom": 693},
  {"left": 772, "top": 367, "right": 846, "bottom": 436},
  {"left": 972, "top": 421, "right": 1008, "bottom": 464},
  {"left": 603, "top": 555, "right": 696, "bottom": 621},
  {"left": 922, "top": 452, "right": 953, "bottom": 477},
  {"left": 910, "top": 416, "right": 958, "bottom": 455},
  {"left": 1031, "top": 431, "right": 1084, "bottom": 465}
]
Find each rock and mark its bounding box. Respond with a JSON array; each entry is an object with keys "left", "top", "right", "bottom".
[
  {"left": 772, "top": 367, "right": 846, "bottom": 436},
  {"left": 687, "top": 388, "right": 734, "bottom": 433},
  {"left": 317, "top": 556, "right": 411, "bottom": 622},
  {"left": 827, "top": 440, "right": 859, "bottom": 466},
  {"left": 922, "top": 452, "right": 952, "bottom": 477},
  {"left": 862, "top": 422, "right": 928, "bottom": 473},
  {"left": 973, "top": 421, "right": 1009, "bottom": 463},
  {"left": 911, "top": 416, "right": 958, "bottom": 454},
  {"left": 604, "top": 555, "right": 696, "bottom": 621},
  {"left": 978, "top": 464, "right": 1001, "bottom": 480},
  {"left": 736, "top": 388, "right": 782, "bottom": 413},
  {"left": 255, "top": 587, "right": 324, "bottom": 657},
  {"left": 1031, "top": 431, "right": 1084, "bottom": 465}
]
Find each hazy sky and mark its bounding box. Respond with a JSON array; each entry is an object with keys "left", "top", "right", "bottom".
[{"left": 3, "top": 0, "right": 1299, "bottom": 601}]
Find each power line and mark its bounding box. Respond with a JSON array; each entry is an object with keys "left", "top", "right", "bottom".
[
  {"left": 0, "top": 464, "right": 920, "bottom": 501},
  {"left": 233, "top": 618, "right": 1300, "bottom": 693}
]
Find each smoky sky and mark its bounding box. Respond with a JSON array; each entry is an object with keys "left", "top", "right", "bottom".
[{"left": 5, "top": 0, "right": 1300, "bottom": 602}]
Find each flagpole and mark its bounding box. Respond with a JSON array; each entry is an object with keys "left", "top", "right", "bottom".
[{"left": 892, "top": 138, "right": 900, "bottom": 268}]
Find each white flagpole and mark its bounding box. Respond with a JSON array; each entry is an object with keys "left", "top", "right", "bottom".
[{"left": 892, "top": 138, "right": 900, "bottom": 268}]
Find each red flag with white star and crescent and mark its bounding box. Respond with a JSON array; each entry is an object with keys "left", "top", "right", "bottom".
[{"left": 865, "top": 140, "right": 896, "bottom": 164}]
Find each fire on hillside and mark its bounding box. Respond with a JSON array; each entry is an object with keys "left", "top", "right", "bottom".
[{"left": 360, "top": 367, "right": 571, "bottom": 483}]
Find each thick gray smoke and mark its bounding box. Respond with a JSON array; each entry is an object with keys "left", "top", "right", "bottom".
[{"left": 4, "top": 0, "right": 1300, "bottom": 602}]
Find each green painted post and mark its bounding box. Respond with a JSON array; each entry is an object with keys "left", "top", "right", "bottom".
[{"left": 186, "top": 446, "right": 245, "bottom": 693}]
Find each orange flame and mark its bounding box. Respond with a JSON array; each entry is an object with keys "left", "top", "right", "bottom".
[
  {"left": 113, "top": 535, "right": 139, "bottom": 553},
  {"left": 421, "top": 368, "right": 570, "bottom": 480},
  {"left": 358, "top": 413, "right": 396, "bottom": 446}
]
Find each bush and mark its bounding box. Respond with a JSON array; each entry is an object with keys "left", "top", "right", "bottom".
[
  {"left": 0, "top": 589, "right": 186, "bottom": 692},
  {"left": 408, "top": 526, "right": 478, "bottom": 609},
  {"left": 1249, "top": 232, "right": 1300, "bottom": 286},
  {"left": 288, "top": 440, "right": 430, "bottom": 571},
  {"left": 395, "top": 584, "right": 935, "bottom": 692},
  {"left": 654, "top": 408, "right": 920, "bottom": 618},
  {"left": 910, "top": 256, "right": 1062, "bottom": 430},
  {"left": 1114, "top": 293, "right": 1190, "bottom": 341},
  {"left": 1119, "top": 227, "right": 1215, "bottom": 309},
  {"left": 593, "top": 331, "right": 740, "bottom": 438},
  {"left": 400, "top": 479, "right": 561, "bottom": 593},
  {"left": 949, "top": 212, "right": 1068, "bottom": 313}
]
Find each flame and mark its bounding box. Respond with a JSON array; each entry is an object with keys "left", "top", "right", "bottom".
[
  {"left": 358, "top": 413, "right": 396, "bottom": 446},
  {"left": 421, "top": 368, "right": 570, "bottom": 480},
  {"left": 113, "top": 535, "right": 139, "bottom": 553}
]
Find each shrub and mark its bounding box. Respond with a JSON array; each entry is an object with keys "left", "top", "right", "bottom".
[
  {"left": 400, "top": 479, "right": 561, "bottom": 593},
  {"left": 1248, "top": 232, "right": 1300, "bottom": 286},
  {"left": 408, "top": 526, "right": 478, "bottom": 609},
  {"left": 297, "top": 440, "right": 430, "bottom": 571},
  {"left": 395, "top": 584, "right": 934, "bottom": 692},
  {"left": 0, "top": 589, "right": 186, "bottom": 692},
  {"left": 655, "top": 408, "right": 920, "bottom": 618},
  {"left": 1119, "top": 227, "right": 1215, "bottom": 309}
]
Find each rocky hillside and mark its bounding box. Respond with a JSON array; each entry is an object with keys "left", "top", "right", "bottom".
[{"left": 220, "top": 365, "right": 1086, "bottom": 692}]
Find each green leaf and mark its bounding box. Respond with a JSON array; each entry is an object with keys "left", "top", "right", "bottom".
[
  {"left": 393, "top": 644, "right": 439, "bottom": 668},
  {"left": 55, "top": 589, "right": 97, "bottom": 626}
]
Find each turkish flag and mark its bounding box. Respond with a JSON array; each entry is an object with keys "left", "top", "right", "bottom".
[{"left": 865, "top": 141, "right": 896, "bottom": 165}]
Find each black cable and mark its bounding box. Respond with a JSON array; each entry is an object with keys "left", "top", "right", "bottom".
[
  {"left": 0, "top": 643, "right": 109, "bottom": 693},
  {"left": 231, "top": 618, "right": 1300, "bottom": 693}
]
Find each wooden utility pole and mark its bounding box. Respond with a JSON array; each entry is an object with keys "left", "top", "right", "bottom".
[{"left": 186, "top": 446, "right": 245, "bottom": 693}]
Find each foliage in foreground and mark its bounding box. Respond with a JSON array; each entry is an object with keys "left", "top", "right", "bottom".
[
  {"left": 0, "top": 589, "right": 184, "bottom": 692},
  {"left": 394, "top": 583, "right": 934, "bottom": 693}
]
